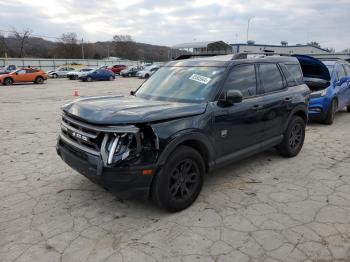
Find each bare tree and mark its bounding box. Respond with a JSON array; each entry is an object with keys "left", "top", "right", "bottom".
[
  {"left": 0, "top": 33, "right": 8, "bottom": 57},
  {"left": 11, "top": 28, "right": 32, "bottom": 58},
  {"left": 113, "top": 34, "right": 134, "bottom": 42},
  {"left": 112, "top": 34, "right": 138, "bottom": 59},
  {"left": 57, "top": 32, "right": 80, "bottom": 58},
  {"left": 307, "top": 41, "right": 321, "bottom": 48}
]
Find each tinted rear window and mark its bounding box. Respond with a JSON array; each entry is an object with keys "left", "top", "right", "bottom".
[
  {"left": 280, "top": 64, "right": 301, "bottom": 86},
  {"left": 258, "top": 63, "right": 285, "bottom": 93}
]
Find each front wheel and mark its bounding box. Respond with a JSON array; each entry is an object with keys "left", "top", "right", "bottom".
[
  {"left": 52, "top": 73, "right": 58, "bottom": 79},
  {"left": 347, "top": 106, "right": 350, "bottom": 113},
  {"left": 109, "top": 76, "right": 114, "bottom": 81},
  {"left": 277, "top": 116, "right": 305, "bottom": 158},
  {"left": 3, "top": 78, "right": 13, "bottom": 86},
  {"left": 86, "top": 76, "right": 92, "bottom": 82},
  {"left": 323, "top": 99, "right": 337, "bottom": 125},
  {"left": 151, "top": 146, "right": 205, "bottom": 212}
]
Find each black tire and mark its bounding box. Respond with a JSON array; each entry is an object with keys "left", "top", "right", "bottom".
[
  {"left": 323, "top": 99, "right": 337, "bottom": 125},
  {"left": 151, "top": 146, "right": 205, "bottom": 212},
  {"left": 347, "top": 106, "right": 350, "bottom": 113},
  {"left": 34, "top": 76, "right": 44, "bottom": 84},
  {"left": 3, "top": 78, "right": 13, "bottom": 86},
  {"left": 86, "top": 76, "right": 92, "bottom": 82},
  {"left": 145, "top": 74, "right": 150, "bottom": 79},
  {"left": 277, "top": 116, "right": 305, "bottom": 158},
  {"left": 109, "top": 76, "right": 114, "bottom": 81},
  {"left": 52, "top": 73, "right": 58, "bottom": 79}
]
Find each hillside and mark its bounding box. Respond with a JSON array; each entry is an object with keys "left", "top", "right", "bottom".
[{"left": 0, "top": 36, "right": 180, "bottom": 61}]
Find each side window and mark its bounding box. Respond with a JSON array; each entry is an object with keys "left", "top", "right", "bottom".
[
  {"left": 283, "top": 64, "right": 304, "bottom": 86},
  {"left": 223, "top": 64, "right": 257, "bottom": 97},
  {"left": 258, "top": 63, "right": 285, "bottom": 93},
  {"left": 337, "top": 65, "right": 346, "bottom": 80},
  {"left": 344, "top": 65, "right": 350, "bottom": 76},
  {"left": 17, "top": 70, "right": 26, "bottom": 75},
  {"left": 25, "top": 69, "right": 36, "bottom": 73}
]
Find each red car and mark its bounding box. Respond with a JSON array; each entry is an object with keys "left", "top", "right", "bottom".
[{"left": 109, "top": 65, "right": 127, "bottom": 74}]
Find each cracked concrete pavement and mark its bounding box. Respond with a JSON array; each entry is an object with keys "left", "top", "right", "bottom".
[{"left": 1, "top": 78, "right": 350, "bottom": 262}]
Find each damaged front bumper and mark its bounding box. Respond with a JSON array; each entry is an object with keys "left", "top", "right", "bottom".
[{"left": 56, "top": 113, "right": 158, "bottom": 199}]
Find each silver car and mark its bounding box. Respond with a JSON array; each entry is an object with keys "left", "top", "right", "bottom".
[{"left": 49, "top": 67, "right": 76, "bottom": 78}]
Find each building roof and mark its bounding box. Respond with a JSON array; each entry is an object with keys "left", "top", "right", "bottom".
[{"left": 172, "top": 41, "right": 231, "bottom": 50}]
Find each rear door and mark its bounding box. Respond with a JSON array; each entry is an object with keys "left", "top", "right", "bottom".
[
  {"left": 25, "top": 69, "right": 37, "bottom": 81},
  {"left": 213, "top": 63, "right": 265, "bottom": 159},
  {"left": 257, "top": 63, "right": 292, "bottom": 141}
]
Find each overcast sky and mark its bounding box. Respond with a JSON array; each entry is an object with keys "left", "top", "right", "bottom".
[{"left": 0, "top": 0, "right": 349, "bottom": 51}]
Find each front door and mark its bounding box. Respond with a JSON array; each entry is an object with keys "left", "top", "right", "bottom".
[
  {"left": 213, "top": 64, "right": 265, "bottom": 160},
  {"left": 336, "top": 64, "right": 349, "bottom": 109}
]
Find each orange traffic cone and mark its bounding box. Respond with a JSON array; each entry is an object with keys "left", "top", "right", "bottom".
[{"left": 73, "top": 89, "right": 79, "bottom": 97}]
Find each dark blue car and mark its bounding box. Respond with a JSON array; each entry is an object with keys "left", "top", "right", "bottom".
[
  {"left": 295, "top": 55, "right": 350, "bottom": 124},
  {"left": 79, "top": 69, "right": 115, "bottom": 82}
]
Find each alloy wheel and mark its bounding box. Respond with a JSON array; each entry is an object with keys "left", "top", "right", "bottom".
[
  {"left": 289, "top": 123, "right": 302, "bottom": 149},
  {"left": 169, "top": 159, "right": 199, "bottom": 201}
]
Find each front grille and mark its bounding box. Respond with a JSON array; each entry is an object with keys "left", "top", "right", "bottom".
[{"left": 61, "top": 114, "right": 102, "bottom": 152}]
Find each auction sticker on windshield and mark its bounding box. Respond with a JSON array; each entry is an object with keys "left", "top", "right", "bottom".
[{"left": 189, "top": 74, "right": 211, "bottom": 84}]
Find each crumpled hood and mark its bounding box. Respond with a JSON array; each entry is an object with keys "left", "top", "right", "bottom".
[{"left": 63, "top": 95, "right": 207, "bottom": 124}]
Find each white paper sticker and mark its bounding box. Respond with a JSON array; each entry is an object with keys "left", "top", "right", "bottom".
[{"left": 189, "top": 74, "right": 211, "bottom": 84}]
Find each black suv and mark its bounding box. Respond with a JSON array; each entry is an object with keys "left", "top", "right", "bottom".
[{"left": 56, "top": 54, "right": 310, "bottom": 212}]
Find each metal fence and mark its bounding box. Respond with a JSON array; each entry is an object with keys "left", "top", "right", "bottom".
[{"left": 0, "top": 58, "right": 164, "bottom": 71}]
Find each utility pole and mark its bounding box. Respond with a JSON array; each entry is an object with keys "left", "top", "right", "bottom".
[
  {"left": 81, "top": 38, "right": 85, "bottom": 59},
  {"left": 246, "top": 17, "right": 254, "bottom": 43}
]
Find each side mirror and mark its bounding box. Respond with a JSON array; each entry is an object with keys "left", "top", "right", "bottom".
[
  {"left": 219, "top": 90, "right": 243, "bottom": 105},
  {"left": 336, "top": 76, "right": 350, "bottom": 86}
]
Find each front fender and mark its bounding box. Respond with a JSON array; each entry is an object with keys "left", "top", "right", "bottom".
[{"left": 156, "top": 130, "right": 215, "bottom": 167}]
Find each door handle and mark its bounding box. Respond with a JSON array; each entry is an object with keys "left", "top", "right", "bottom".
[
  {"left": 284, "top": 97, "right": 292, "bottom": 102},
  {"left": 251, "top": 105, "right": 263, "bottom": 111}
]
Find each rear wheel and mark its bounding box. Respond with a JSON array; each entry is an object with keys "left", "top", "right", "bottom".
[
  {"left": 52, "top": 73, "right": 58, "bottom": 79},
  {"left": 86, "top": 76, "right": 92, "bottom": 82},
  {"left": 323, "top": 99, "right": 337, "bottom": 125},
  {"left": 347, "top": 106, "right": 350, "bottom": 113},
  {"left": 109, "top": 76, "right": 114, "bottom": 81},
  {"left": 34, "top": 76, "right": 44, "bottom": 84},
  {"left": 145, "top": 74, "right": 150, "bottom": 79},
  {"left": 151, "top": 146, "right": 204, "bottom": 212},
  {"left": 3, "top": 78, "right": 13, "bottom": 86},
  {"left": 277, "top": 116, "right": 305, "bottom": 158}
]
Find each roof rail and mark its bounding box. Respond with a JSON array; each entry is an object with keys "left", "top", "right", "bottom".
[
  {"left": 174, "top": 54, "right": 219, "bottom": 60},
  {"left": 232, "top": 52, "right": 292, "bottom": 60}
]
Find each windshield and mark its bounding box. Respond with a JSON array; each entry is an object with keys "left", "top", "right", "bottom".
[
  {"left": 325, "top": 65, "right": 334, "bottom": 76},
  {"left": 136, "top": 66, "right": 225, "bottom": 103}
]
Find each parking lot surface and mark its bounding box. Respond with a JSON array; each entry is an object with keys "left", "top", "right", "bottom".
[{"left": 1, "top": 78, "right": 350, "bottom": 262}]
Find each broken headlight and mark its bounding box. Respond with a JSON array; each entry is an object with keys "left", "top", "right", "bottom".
[{"left": 101, "top": 131, "right": 141, "bottom": 167}]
